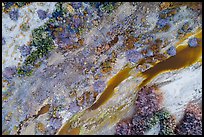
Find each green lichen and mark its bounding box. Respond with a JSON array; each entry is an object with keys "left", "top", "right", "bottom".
[
  {"left": 24, "top": 51, "right": 38, "bottom": 65},
  {"left": 25, "top": 25, "right": 55, "bottom": 66},
  {"left": 25, "top": 69, "right": 33, "bottom": 76},
  {"left": 21, "top": 22, "right": 55, "bottom": 77},
  {"left": 25, "top": 11, "right": 55, "bottom": 65},
  {"left": 144, "top": 110, "right": 176, "bottom": 135},
  {"left": 17, "top": 67, "right": 25, "bottom": 75},
  {"left": 31, "top": 26, "right": 48, "bottom": 46},
  {"left": 147, "top": 115, "right": 160, "bottom": 129},
  {"left": 156, "top": 110, "right": 176, "bottom": 135},
  {"left": 100, "top": 3, "right": 115, "bottom": 13},
  {"left": 17, "top": 66, "right": 33, "bottom": 76}
]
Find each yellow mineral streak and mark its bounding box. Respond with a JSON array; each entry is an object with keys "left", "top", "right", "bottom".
[
  {"left": 57, "top": 28, "right": 202, "bottom": 135},
  {"left": 88, "top": 66, "right": 132, "bottom": 110},
  {"left": 138, "top": 29, "right": 202, "bottom": 89},
  {"left": 57, "top": 66, "right": 133, "bottom": 135}
]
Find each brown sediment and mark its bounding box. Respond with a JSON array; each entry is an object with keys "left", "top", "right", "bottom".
[
  {"left": 159, "top": 2, "right": 171, "bottom": 10},
  {"left": 176, "top": 2, "right": 202, "bottom": 10},
  {"left": 88, "top": 66, "right": 132, "bottom": 110},
  {"left": 160, "top": 2, "right": 202, "bottom": 11},
  {"left": 100, "top": 60, "right": 113, "bottom": 74},
  {"left": 136, "top": 53, "right": 167, "bottom": 71},
  {"left": 57, "top": 122, "right": 80, "bottom": 135},
  {"left": 57, "top": 110, "right": 87, "bottom": 135},
  {"left": 60, "top": 127, "right": 80, "bottom": 135},
  {"left": 78, "top": 38, "right": 84, "bottom": 46},
  {"left": 138, "top": 29, "right": 202, "bottom": 89},
  {"left": 35, "top": 104, "right": 50, "bottom": 118},
  {"left": 2, "top": 130, "right": 10, "bottom": 135},
  {"left": 125, "top": 36, "right": 138, "bottom": 50},
  {"left": 77, "top": 95, "right": 84, "bottom": 106},
  {"left": 67, "top": 128, "right": 80, "bottom": 135},
  {"left": 57, "top": 122, "right": 71, "bottom": 135},
  {"left": 37, "top": 123, "right": 46, "bottom": 133},
  {"left": 96, "top": 36, "right": 119, "bottom": 55},
  {"left": 110, "top": 36, "right": 119, "bottom": 46}
]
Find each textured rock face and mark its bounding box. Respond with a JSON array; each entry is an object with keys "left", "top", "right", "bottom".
[
  {"left": 175, "top": 103, "right": 202, "bottom": 135},
  {"left": 2, "top": 2, "right": 202, "bottom": 135}
]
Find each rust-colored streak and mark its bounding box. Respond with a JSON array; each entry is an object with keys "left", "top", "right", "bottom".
[
  {"left": 138, "top": 30, "right": 202, "bottom": 89},
  {"left": 110, "top": 36, "right": 119, "bottom": 46},
  {"left": 88, "top": 66, "right": 132, "bottom": 110}
]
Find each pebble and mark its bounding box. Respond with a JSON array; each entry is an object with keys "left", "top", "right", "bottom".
[
  {"left": 157, "top": 19, "right": 168, "bottom": 28},
  {"left": 188, "top": 38, "right": 198, "bottom": 47},
  {"left": 146, "top": 49, "right": 154, "bottom": 57},
  {"left": 2, "top": 37, "right": 6, "bottom": 45},
  {"left": 167, "top": 46, "right": 176, "bottom": 56}
]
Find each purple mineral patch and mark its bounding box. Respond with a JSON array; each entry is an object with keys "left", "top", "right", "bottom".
[
  {"left": 37, "top": 9, "right": 47, "bottom": 20},
  {"left": 69, "top": 101, "right": 80, "bottom": 113},
  {"left": 115, "top": 119, "right": 133, "bottom": 135},
  {"left": 3, "top": 66, "right": 17, "bottom": 79},
  {"left": 49, "top": 118, "right": 62, "bottom": 130}
]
